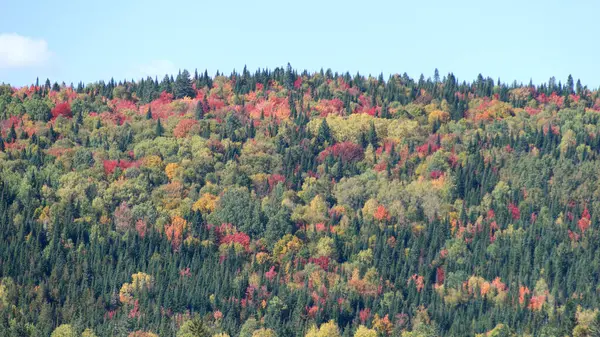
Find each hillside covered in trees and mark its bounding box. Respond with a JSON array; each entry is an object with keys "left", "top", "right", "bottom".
[{"left": 1, "top": 66, "right": 600, "bottom": 337}]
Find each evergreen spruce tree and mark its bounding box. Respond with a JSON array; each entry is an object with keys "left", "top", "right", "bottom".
[
  {"left": 155, "top": 119, "right": 164, "bottom": 136},
  {"left": 174, "top": 69, "right": 196, "bottom": 99},
  {"left": 368, "top": 121, "right": 378, "bottom": 147},
  {"left": 8, "top": 124, "right": 17, "bottom": 142},
  {"left": 317, "top": 118, "right": 332, "bottom": 146}
]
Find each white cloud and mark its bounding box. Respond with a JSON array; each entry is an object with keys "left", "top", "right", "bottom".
[
  {"left": 0, "top": 33, "right": 52, "bottom": 69},
  {"left": 137, "top": 60, "right": 178, "bottom": 78}
]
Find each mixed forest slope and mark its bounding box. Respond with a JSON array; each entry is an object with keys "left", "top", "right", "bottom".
[{"left": 1, "top": 67, "right": 600, "bottom": 336}]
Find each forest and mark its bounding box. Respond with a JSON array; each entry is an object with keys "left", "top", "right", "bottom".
[{"left": 1, "top": 65, "right": 600, "bottom": 336}]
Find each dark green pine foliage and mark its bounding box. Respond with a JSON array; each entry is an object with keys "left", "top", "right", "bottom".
[
  {"left": 174, "top": 69, "right": 196, "bottom": 99},
  {"left": 317, "top": 118, "right": 332, "bottom": 146},
  {"left": 155, "top": 118, "right": 164, "bottom": 136}
]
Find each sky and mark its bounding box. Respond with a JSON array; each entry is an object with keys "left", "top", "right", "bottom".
[{"left": 0, "top": 0, "right": 598, "bottom": 88}]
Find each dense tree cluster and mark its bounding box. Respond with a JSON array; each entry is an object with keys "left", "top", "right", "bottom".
[{"left": 1, "top": 66, "right": 600, "bottom": 336}]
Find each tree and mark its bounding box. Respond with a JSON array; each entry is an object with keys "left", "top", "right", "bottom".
[
  {"left": 177, "top": 318, "right": 210, "bottom": 337},
  {"left": 8, "top": 124, "right": 17, "bottom": 142},
  {"left": 193, "top": 193, "right": 219, "bottom": 214},
  {"left": 354, "top": 326, "right": 377, "bottom": 337},
  {"left": 195, "top": 100, "right": 205, "bottom": 120},
  {"left": 51, "top": 102, "right": 72, "bottom": 118},
  {"left": 114, "top": 201, "right": 133, "bottom": 232},
  {"left": 24, "top": 98, "right": 51, "bottom": 121},
  {"left": 305, "top": 321, "right": 341, "bottom": 337},
  {"left": 211, "top": 187, "right": 264, "bottom": 237},
  {"left": 72, "top": 148, "right": 94, "bottom": 170},
  {"left": 174, "top": 69, "right": 196, "bottom": 99},
  {"left": 567, "top": 74, "right": 574, "bottom": 94},
  {"left": 174, "top": 119, "right": 198, "bottom": 138},
  {"left": 239, "top": 318, "right": 260, "bottom": 337},
  {"left": 368, "top": 121, "right": 378, "bottom": 147},
  {"left": 317, "top": 118, "right": 332, "bottom": 146},
  {"left": 81, "top": 329, "right": 98, "bottom": 337},
  {"left": 50, "top": 324, "right": 77, "bottom": 337},
  {"left": 401, "top": 323, "right": 437, "bottom": 337},
  {"left": 128, "top": 332, "right": 159, "bottom": 337},
  {"left": 155, "top": 119, "right": 164, "bottom": 136},
  {"left": 252, "top": 328, "right": 277, "bottom": 337}
]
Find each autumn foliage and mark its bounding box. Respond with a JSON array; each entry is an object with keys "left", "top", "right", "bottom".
[
  {"left": 103, "top": 159, "right": 141, "bottom": 175},
  {"left": 4, "top": 67, "right": 600, "bottom": 336},
  {"left": 164, "top": 216, "right": 188, "bottom": 249},
  {"left": 318, "top": 142, "right": 364, "bottom": 162},
  {"left": 173, "top": 119, "right": 198, "bottom": 138},
  {"left": 51, "top": 102, "right": 72, "bottom": 119}
]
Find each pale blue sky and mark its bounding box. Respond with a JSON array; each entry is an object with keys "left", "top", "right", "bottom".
[{"left": 0, "top": 0, "right": 598, "bottom": 87}]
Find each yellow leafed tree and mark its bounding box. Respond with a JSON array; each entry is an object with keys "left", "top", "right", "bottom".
[
  {"left": 165, "top": 162, "right": 180, "bottom": 181},
  {"left": 193, "top": 193, "right": 219, "bottom": 213}
]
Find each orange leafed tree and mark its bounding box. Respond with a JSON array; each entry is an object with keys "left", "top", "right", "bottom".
[
  {"left": 528, "top": 295, "right": 546, "bottom": 311},
  {"left": 578, "top": 207, "right": 591, "bottom": 233},
  {"left": 518, "top": 286, "right": 530, "bottom": 305},
  {"left": 173, "top": 119, "right": 198, "bottom": 138},
  {"left": 165, "top": 216, "right": 188, "bottom": 249},
  {"left": 409, "top": 274, "right": 425, "bottom": 292},
  {"left": 373, "top": 205, "right": 390, "bottom": 222}
]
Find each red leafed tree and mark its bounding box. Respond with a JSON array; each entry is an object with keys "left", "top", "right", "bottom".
[
  {"left": 373, "top": 205, "right": 390, "bottom": 221},
  {"left": 220, "top": 232, "right": 251, "bottom": 250},
  {"left": 359, "top": 308, "right": 371, "bottom": 323},
  {"left": 313, "top": 223, "right": 326, "bottom": 232},
  {"left": 568, "top": 229, "right": 580, "bottom": 242},
  {"left": 128, "top": 300, "right": 140, "bottom": 319},
  {"left": 318, "top": 142, "right": 364, "bottom": 163},
  {"left": 436, "top": 267, "right": 445, "bottom": 285},
  {"left": 508, "top": 202, "right": 520, "bottom": 220},
  {"left": 173, "top": 119, "right": 198, "bottom": 138},
  {"left": 103, "top": 159, "right": 141, "bottom": 175},
  {"left": 429, "top": 170, "right": 443, "bottom": 179},
  {"left": 267, "top": 174, "right": 286, "bottom": 191},
  {"left": 157, "top": 91, "right": 173, "bottom": 104},
  {"left": 309, "top": 256, "right": 330, "bottom": 270},
  {"left": 51, "top": 102, "right": 72, "bottom": 119},
  {"left": 114, "top": 201, "right": 133, "bottom": 232},
  {"left": 103, "top": 160, "right": 118, "bottom": 175},
  {"left": 265, "top": 266, "right": 277, "bottom": 281},
  {"left": 135, "top": 219, "right": 148, "bottom": 238},
  {"left": 314, "top": 98, "right": 344, "bottom": 116},
  {"left": 578, "top": 207, "right": 591, "bottom": 233},
  {"left": 416, "top": 142, "right": 440, "bottom": 156}
]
